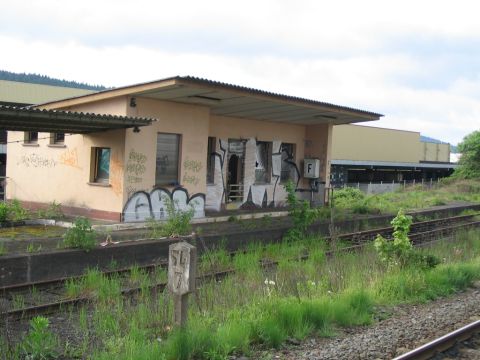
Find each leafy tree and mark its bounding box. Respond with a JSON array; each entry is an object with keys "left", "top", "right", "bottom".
[{"left": 453, "top": 130, "right": 480, "bottom": 179}]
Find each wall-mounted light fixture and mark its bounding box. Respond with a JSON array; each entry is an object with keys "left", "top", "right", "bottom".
[
  {"left": 130, "top": 97, "right": 137, "bottom": 108},
  {"left": 133, "top": 126, "right": 140, "bottom": 133}
]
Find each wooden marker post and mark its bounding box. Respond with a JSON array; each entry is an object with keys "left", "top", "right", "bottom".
[{"left": 168, "top": 242, "right": 197, "bottom": 327}]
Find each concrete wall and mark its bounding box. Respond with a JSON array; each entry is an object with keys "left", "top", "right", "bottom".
[{"left": 332, "top": 124, "right": 421, "bottom": 163}]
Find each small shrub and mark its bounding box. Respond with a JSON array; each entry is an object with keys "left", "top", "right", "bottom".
[
  {"left": 375, "top": 209, "right": 439, "bottom": 269},
  {"left": 283, "top": 180, "right": 321, "bottom": 241},
  {"left": 9, "top": 199, "right": 28, "bottom": 221},
  {"left": 63, "top": 217, "right": 96, "bottom": 251},
  {"left": 374, "top": 209, "right": 413, "bottom": 267},
  {"left": 20, "top": 316, "right": 59, "bottom": 359},
  {"left": 0, "top": 202, "right": 8, "bottom": 222},
  {"left": 149, "top": 196, "right": 194, "bottom": 238},
  {"left": 37, "top": 201, "right": 64, "bottom": 219}
]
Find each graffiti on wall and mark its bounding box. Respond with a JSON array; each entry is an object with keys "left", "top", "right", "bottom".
[
  {"left": 59, "top": 148, "right": 81, "bottom": 169},
  {"left": 205, "top": 138, "right": 301, "bottom": 211},
  {"left": 18, "top": 154, "right": 56, "bottom": 168},
  {"left": 205, "top": 139, "right": 228, "bottom": 211},
  {"left": 182, "top": 158, "right": 202, "bottom": 186},
  {"left": 240, "top": 141, "right": 301, "bottom": 209},
  {"left": 122, "top": 186, "right": 205, "bottom": 222},
  {"left": 125, "top": 149, "right": 147, "bottom": 197}
]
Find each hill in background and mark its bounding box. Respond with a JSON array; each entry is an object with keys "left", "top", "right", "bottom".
[{"left": 0, "top": 70, "right": 108, "bottom": 91}]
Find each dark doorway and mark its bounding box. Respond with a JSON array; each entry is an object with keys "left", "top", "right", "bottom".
[{"left": 227, "top": 140, "right": 245, "bottom": 202}]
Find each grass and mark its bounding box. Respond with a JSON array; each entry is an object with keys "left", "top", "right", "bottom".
[
  {"left": 333, "top": 178, "right": 480, "bottom": 215},
  {"left": 8, "top": 228, "right": 478, "bottom": 359}
]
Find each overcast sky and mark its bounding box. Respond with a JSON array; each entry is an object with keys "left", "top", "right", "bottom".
[{"left": 1, "top": 0, "right": 479, "bottom": 145}]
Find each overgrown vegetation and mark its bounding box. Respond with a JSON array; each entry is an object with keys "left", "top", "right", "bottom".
[
  {"left": 452, "top": 130, "right": 480, "bottom": 179},
  {"left": 148, "top": 197, "right": 194, "bottom": 238},
  {"left": 283, "top": 180, "right": 321, "bottom": 241},
  {"left": 62, "top": 217, "right": 96, "bottom": 251},
  {"left": 374, "top": 209, "right": 440, "bottom": 269},
  {"left": 2, "top": 227, "right": 478, "bottom": 359},
  {"left": 19, "top": 316, "right": 59, "bottom": 359},
  {"left": 332, "top": 178, "right": 480, "bottom": 215},
  {"left": 36, "top": 201, "right": 64, "bottom": 220}
]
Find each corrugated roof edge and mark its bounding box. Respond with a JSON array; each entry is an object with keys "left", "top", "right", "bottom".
[
  {"left": 0, "top": 104, "right": 156, "bottom": 123},
  {"left": 33, "top": 75, "right": 383, "bottom": 118},
  {"left": 177, "top": 76, "right": 383, "bottom": 117}
]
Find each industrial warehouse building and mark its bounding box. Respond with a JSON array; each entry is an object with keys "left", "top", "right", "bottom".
[
  {"left": 4, "top": 76, "right": 381, "bottom": 221},
  {"left": 330, "top": 125, "right": 456, "bottom": 193}
]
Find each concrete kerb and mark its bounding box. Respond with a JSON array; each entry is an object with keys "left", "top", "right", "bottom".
[{"left": 90, "top": 210, "right": 290, "bottom": 232}]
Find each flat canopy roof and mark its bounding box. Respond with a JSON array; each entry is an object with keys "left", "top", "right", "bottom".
[
  {"left": 39, "top": 76, "right": 383, "bottom": 125},
  {"left": 0, "top": 105, "right": 154, "bottom": 134}
]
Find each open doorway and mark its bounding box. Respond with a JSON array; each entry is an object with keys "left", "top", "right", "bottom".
[{"left": 227, "top": 139, "right": 245, "bottom": 203}]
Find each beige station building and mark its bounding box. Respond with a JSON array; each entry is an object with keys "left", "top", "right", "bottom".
[{"left": 0, "top": 76, "right": 455, "bottom": 221}]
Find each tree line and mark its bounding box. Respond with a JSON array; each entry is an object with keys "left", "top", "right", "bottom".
[{"left": 0, "top": 70, "right": 108, "bottom": 91}]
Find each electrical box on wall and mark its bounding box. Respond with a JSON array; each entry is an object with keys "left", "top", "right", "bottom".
[{"left": 304, "top": 158, "right": 320, "bottom": 179}]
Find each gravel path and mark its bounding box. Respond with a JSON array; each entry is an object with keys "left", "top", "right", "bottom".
[{"left": 258, "top": 283, "right": 480, "bottom": 360}]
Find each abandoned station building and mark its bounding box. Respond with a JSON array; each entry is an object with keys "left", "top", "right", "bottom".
[{"left": 4, "top": 76, "right": 382, "bottom": 221}]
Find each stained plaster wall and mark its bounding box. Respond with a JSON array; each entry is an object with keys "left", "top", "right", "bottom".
[
  {"left": 6, "top": 129, "right": 126, "bottom": 215},
  {"left": 7, "top": 97, "right": 128, "bottom": 218}
]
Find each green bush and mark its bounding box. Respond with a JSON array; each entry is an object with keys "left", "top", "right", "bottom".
[
  {"left": 283, "top": 180, "right": 321, "bottom": 241},
  {"left": 63, "top": 217, "right": 96, "bottom": 251}
]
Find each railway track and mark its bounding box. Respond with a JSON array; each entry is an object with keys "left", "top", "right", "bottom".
[
  {"left": 393, "top": 320, "right": 480, "bottom": 360},
  {"left": 1, "top": 213, "right": 479, "bottom": 321}
]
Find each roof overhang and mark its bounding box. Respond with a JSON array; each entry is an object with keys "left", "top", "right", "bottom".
[
  {"left": 0, "top": 105, "right": 154, "bottom": 134},
  {"left": 38, "top": 76, "right": 383, "bottom": 125}
]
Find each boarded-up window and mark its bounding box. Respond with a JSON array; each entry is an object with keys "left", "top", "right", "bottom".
[
  {"left": 280, "top": 143, "right": 296, "bottom": 183},
  {"left": 206, "top": 137, "right": 216, "bottom": 184},
  {"left": 255, "top": 141, "right": 272, "bottom": 184},
  {"left": 156, "top": 133, "right": 181, "bottom": 186}
]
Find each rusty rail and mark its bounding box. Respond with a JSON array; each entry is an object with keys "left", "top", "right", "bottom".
[
  {"left": 393, "top": 320, "right": 480, "bottom": 360},
  {"left": 2, "top": 219, "right": 479, "bottom": 321}
]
